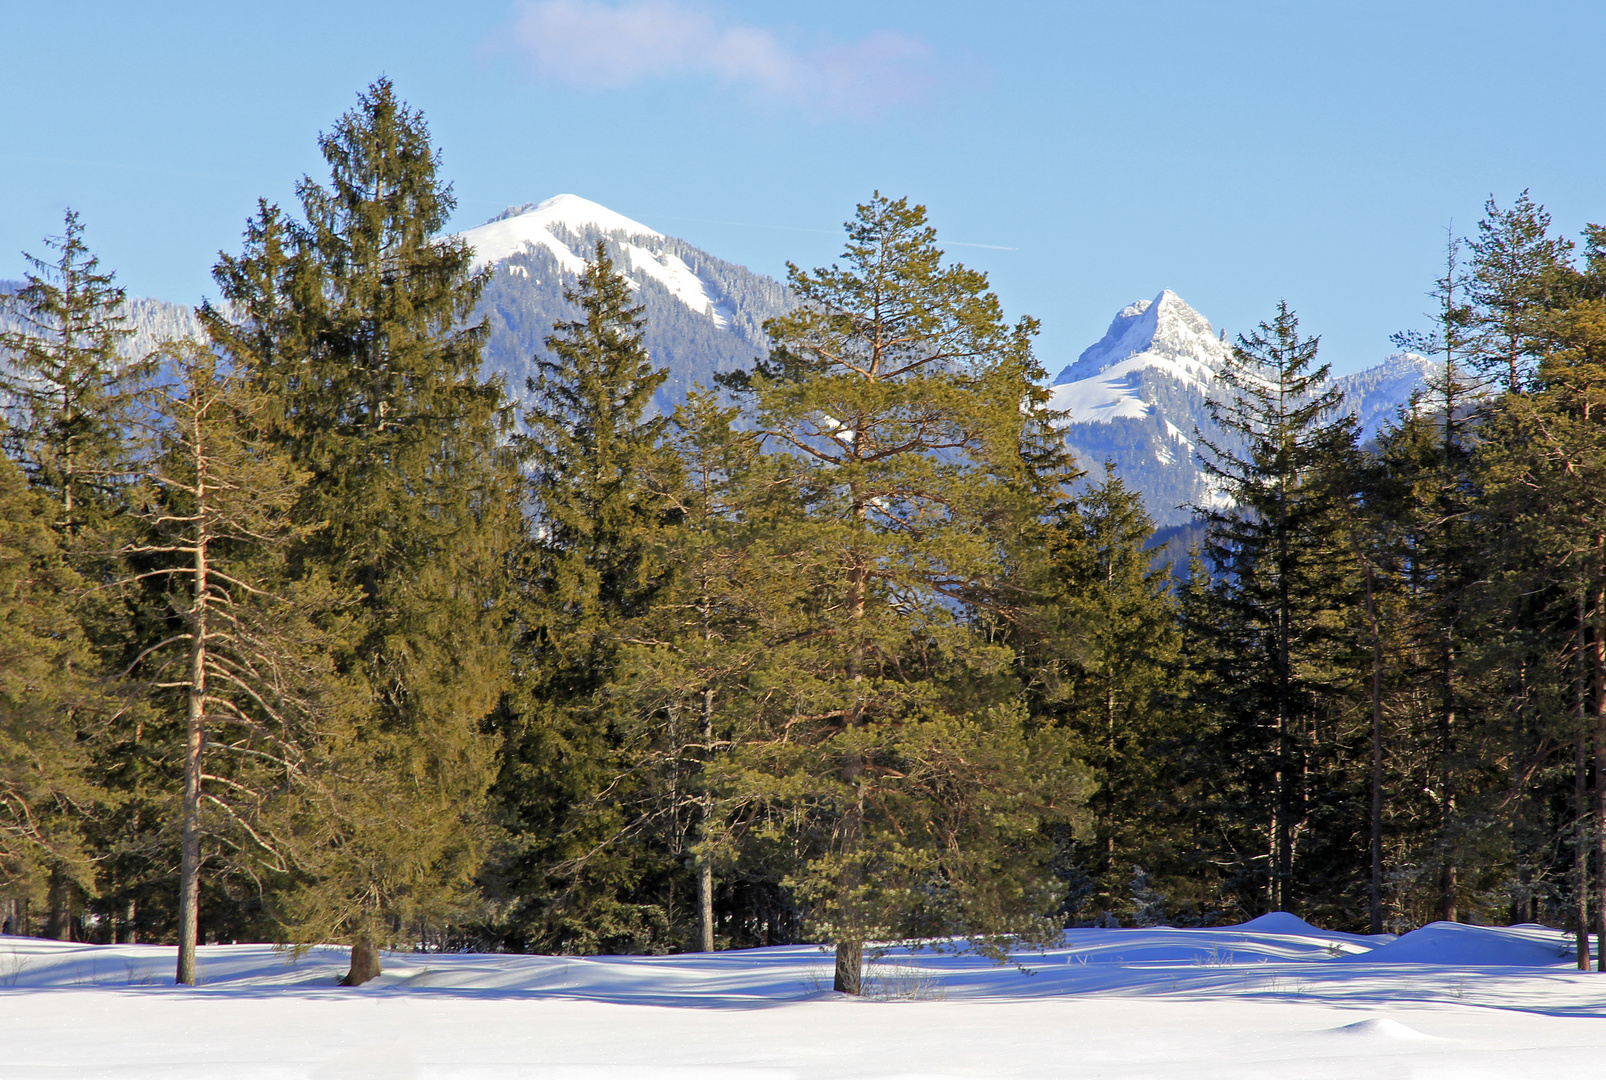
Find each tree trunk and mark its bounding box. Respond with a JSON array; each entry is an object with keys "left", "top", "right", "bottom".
[
  {"left": 1363, "top": 557, "right": 1384, "bottom": 935},
  {"left": 833, "top": 748, "right": 865, "bottom": 996},
  {"left": 341, "top": 935, "right": 383, "bottom": 986},
  {"left": 176, "top": 439, "right": 210, "bottom": 987},
  {"left": 1439, "top": 629, "right": 1457, "bottom": 923},
  {"left": 833, "top": 938, "right": 863, "bottom": 996},
  {"left": 833, "top": 500, "right": 868, "bottom": 995},
  {"left": 1275, "top": 529, "right": 1292, "bottom": 913},
  {"left": 697, "top": 685, "right": 716, "bottom": 953},
  {"left": 47, "top": 869, "right": 70, "bottom": 940},
  {"left": 697, "top": 856, "right": 715, "bottom": 953},
  {"left": 175, "top": 671, "right": 204, "bottom": 984},
  {"left": 1592, "top": 581, "right": 1605, "bottom": 971},
  {"left": 1577, "top": 589, "right": 1591, "bottom": 970}
]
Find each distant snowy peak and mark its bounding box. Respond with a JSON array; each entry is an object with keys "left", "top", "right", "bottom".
[
  {"left": 1049, "top": 290, "right": 1434, "bottom": 527},
  {"left": 1047, "top": 290, "right": 1229, "bottom": 425},
  {"left": 458, "top": 193, "right": 661, "bottom": 271},
  {"left": 452, "top": 194, "right": 733, "bottom": 329},
  {"left": 1054, "top": 289, "right": 1229, "bottom": 387}
]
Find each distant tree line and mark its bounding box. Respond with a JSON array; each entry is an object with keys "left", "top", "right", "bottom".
[{"left": 3, "top": 80, "right": 1605, "bottom": 989}]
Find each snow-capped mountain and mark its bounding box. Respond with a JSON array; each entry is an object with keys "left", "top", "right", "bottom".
[
  {"left": 454, "top": 195, "right": 789, "bottom": 411},
  {"left": 1051, "top": 290, "right": 1433, "bottom": 527},
  {"left": 1049, "top": 291, "right": 1230, "bottom": 525}
]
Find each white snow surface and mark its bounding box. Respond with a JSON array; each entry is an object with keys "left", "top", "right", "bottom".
[{"left": 8, "top": 918, "right": 1606, "bottom": 1077}]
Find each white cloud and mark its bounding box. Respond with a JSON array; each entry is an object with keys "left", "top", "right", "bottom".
[{"left": 500, "top": 0, "right": 944, "bottom": 118}]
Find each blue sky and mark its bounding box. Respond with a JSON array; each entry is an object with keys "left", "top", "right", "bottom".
[{"left": 3, "top": 0, "right": 1601, "bottom": 375}]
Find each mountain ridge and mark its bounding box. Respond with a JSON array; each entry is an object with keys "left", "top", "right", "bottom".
[{"left": 6, "top": 199, "right": 1434, "bottom": 533}]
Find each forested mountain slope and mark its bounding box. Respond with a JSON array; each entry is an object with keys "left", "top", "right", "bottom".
[{"left": 0, "top": 279, "right": 204, "bottom": 361}]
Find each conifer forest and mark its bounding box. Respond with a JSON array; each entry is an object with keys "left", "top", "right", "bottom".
[{"left": 7, "top": 80, "right": 1606, "bottom": 995}]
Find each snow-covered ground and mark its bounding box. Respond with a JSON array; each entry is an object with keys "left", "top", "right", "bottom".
[{"left": 5, "top": 913, "right": 1606, "bottom": 1077}]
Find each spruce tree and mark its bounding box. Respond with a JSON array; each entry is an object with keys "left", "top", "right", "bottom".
[
  {"left": 1022, "top": 466, "right": 1187, "bottom": 922},
  {"left": 1194, "top": 302, "right": 1361, "bottom": 916},
  {"left": 1, "top": 210, "right": 145, "bottom": 939},
  {"left": 722, "top": 194, "right": 1088, "bottom": 993},
  {"left": 1382, "top": 234, "right": 1486, "bottom": 923},
  {"left": 492, "top": 243, "right": 680, "bottom": 954},
  {"left": 0, "top": 209, "right": 144, "bottom": 540},
  {"left": 0, "top": 453, "right": 99, "bottom": 932},
  {"left": 204, "top": 79, "right": 520, "bottom": 983},
  {"left": 607, "top": 387, "right": 795, "bottom": 952}
]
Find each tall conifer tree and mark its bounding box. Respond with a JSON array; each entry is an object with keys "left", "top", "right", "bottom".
[
  {"left": 492, "top": 244, "right": 679, "bottom": 954},
  {"left": 0, "top": 210, "right": 144, "bottom": 541},
  {"left": 119, "top": 342, "right": 351, "bottom": 984},
  {"left": 0, "top": 454, "right": 99, "bottom": 933},
  {"left": 1, "top": 210, "right": 144, "bottom": 938},
  {"left": 1383, "top": 235, "right": 1486, "bottom": 923},
  {"left": 1194, "top": 302, "right": 1360, "bottom": 915},
  {"left": 205, "top": 79, "right": 519, "bottom": 983},
  {"left": 1021, "top": 467, "right": 1187, "bottom": 922},
  {"left": 1468, "top": 191, "right": 1574, "bottom": 393}
]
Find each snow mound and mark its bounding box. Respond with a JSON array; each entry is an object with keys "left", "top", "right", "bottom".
[
  {"left": 1340, "top": 922, "right": 1572, "bottom": 966},
  {"left": 1322, "top": 1017, "right": 1439, "bottom": 1040},
  {"left": 1237, "top": 912, "right": 1328, "bottom": 936}
]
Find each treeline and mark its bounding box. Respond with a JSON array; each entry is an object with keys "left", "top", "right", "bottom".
[{"left": 2, "top": 80, "right": 1605, "bottom": 992}]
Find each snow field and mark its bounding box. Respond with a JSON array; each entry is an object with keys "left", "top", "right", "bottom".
[{"left": 5, "top": 916, "right": 1606, "bottom": 1077}]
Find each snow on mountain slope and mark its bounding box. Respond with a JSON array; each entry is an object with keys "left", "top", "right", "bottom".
[
  {"left": 1050, "top": 291, "right": 1231, "bottom": 525},
  {"left": 1334, "top": 351, "right": 1436, "bottom": 442},
  {"left": 456, "top": 194, "right": 661, "bottom": 272},
  {"left": 457, "top": 195, "right": 790, "bottom": 412},
  {"left": 616, "top": 242, "right": 735, "bottom": 329},
  {"left": 454, "top": 194, "right": 735, "bottom": 329},
  {"left": 1, "top": 280, "right": 204, "bottom": 363},
  {"left": 1047, "top": 291, "right": 1229, "bottom": 427},
  {"left": 1053, "top": 289, "right": 1229, "bottom": 394}
]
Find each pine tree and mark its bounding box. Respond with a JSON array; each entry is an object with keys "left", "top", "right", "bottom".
[
  {"left": 1194, "top": 302, "right": 1361, "bottom": 916},
  {"left": 1468, "top": 191, "right": 1575, "bottom": 393},
  {"left": 491, "top": 244, "right": 681, "bottom": 954},
  {"left": 204, "top": 79, "right": 520, "bottom": 983},
  {"left": 118, "top": 342, "right": 351, "bottom": 984},
  {"left": 721, "top": 194, "right": 1088, "bottom": 993},
  {"left": 1472, "top": 225, "right": 1606, "bottom": 960}
]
